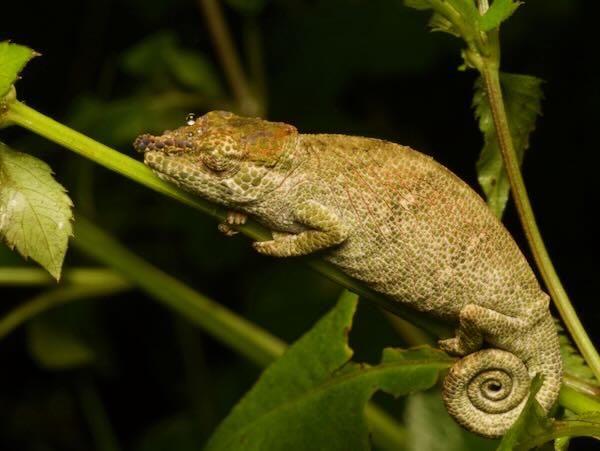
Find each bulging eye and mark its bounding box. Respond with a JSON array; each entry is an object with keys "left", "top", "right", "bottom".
[
  {"left": 202, "top": 152, "right": 234, "bottom": 173},
  {"left": 197, "top": 132, "right": 244, "bottom": 175}
]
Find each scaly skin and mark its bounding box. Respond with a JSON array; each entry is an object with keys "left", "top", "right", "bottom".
[{"left": 134, "top": 110, "right": 562, "bottom": 438}]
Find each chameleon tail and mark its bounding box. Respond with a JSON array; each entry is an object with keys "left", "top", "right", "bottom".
[{"left": 442, "top": 315, "right": 562, "bottom": 438}]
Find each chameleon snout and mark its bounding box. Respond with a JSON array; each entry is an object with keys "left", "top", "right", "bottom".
[{"left": 133, "top": 133, "right": 193, "bottom": 154}]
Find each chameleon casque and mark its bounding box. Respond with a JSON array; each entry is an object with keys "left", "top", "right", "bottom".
[{"left": 134, "top": 110, "right": 562, "bottom": 438}]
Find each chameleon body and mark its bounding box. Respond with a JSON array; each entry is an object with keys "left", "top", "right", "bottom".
[{"left": 134, "top": 111, "right": 562, "bottom": 438}]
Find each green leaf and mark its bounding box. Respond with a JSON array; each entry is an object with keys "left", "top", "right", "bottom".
[
  {"left": 404, "top": 389, "right": 498, "bottom": 451},
  {"left": 0, "top": 143, "right": 73, "bottom": 279},
  {"left": 27, "top": 314, "right": 95, "bottom": 369},
  {"left": 479, "top": 0, "right": 522, "bottom": 32},
  {"left": 205, "top": 291, "right": 451, "bottom": 451},
  {"left": 0, "top": 41, "right": 37, "bottom": 98},
  {"left": 405, "top": 389, "right": 466, "bottom": 451},
  {"left": 556, "top": 321, "right": 597, "bottom": 384},
  {"left": 404, "top": 0, "right": 480, "bottom": 37},
  {"left": 474, "top": 73, "right": 543, "bottom": 217},
  {"left": 497, "top": 375, "right": 549, "bottom": 451},
  {"left": 499, "top": 375, "right": 600, "bottom": 449}
]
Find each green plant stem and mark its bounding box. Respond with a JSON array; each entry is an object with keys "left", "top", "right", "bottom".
[
  {"left": 197, "top": 0, "right": 259, "bottom": 116},
  {"left": 72, "top": 215, "right": 406, "bottom": 450},
  {"left": 564, "top": 374, "right": 600, "bottom": 398},
  {"left": 0, "top": 281, "right": 131, "bottom": 340},
  {"left": 559, "top": 385, "right": 600, "bottom": 414},
  {"left": 0, "top": 267, "right": 127, "bottom": 286},
  {"left": 479, "top": 56, "right": 600, "bottom": 383},
  {"left": 3, "top": 100, "right": 225, "bottom": 217},
  {"left": 73, "top": 215, "right": 286, "bottom": 367}
]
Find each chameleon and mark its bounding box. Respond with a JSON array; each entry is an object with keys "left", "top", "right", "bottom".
[{"left": 133, "top": 110, "right": 562, "bottom": 438}]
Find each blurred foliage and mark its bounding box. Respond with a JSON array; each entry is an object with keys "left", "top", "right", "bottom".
[{"left": 0, "top": 0, "right": 598, "bottom": 450}]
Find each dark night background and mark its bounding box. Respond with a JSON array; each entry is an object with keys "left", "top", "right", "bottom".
[{"left": 1, "top": 0, "right": 598, "bottom": 450}]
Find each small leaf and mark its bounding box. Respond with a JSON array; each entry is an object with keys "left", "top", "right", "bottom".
[
  {"left": 205, "top": 291, "right": 452, "bottom": 451},
  {"left": 0, "top": 143, "right": 73, "bottom": 279},
  {"left": 404, "top": 0, "right": 480, "bottom": 36},
  {"left": 0, "top": 41, "right": 37, "bottom": 98},
  {"left": 474, "top": 73, "right": 543, "bottom": 217},
  {"left": 479, "top": 0, "right": 522, "bottom": 32}
]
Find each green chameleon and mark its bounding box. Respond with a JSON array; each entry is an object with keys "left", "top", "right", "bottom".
[{"left": 134, "top": 110, "right": 562, "bottom": 438}]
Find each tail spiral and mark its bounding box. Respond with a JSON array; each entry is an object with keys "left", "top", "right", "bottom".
[{"left": 442, "top": 349, "right": 530, "bottom": 438}]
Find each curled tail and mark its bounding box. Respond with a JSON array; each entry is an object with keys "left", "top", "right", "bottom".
[{"left": 442, "top": 314, "right": 562, "bottom": 438}]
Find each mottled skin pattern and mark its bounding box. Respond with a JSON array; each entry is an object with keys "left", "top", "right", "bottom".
[{"left": 134, "top": 111, "right": 562, "bottom": 438}]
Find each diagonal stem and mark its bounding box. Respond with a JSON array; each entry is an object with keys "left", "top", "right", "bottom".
[
  {"left": 480, "top": 53, "right": 600, "bottom": 383},
  {"left": 197, "top": 0, "right": 259, "bottom": 116}
]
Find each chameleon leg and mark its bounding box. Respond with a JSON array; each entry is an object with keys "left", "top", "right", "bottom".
[
  {"left": 438, "top": 304, "right": 527, "bottom": 356},
  {"left": 217, "top": 210, "right": 248, "bottom": 236},
  {"left": 253, "top": 200, "right": 348, "bottom": 257},
  {"left": 440, "top": 302, "right": 561, "bottom": 438}
]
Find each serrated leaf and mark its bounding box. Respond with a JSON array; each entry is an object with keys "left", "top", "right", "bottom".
[
  {"left": 27, "top": 314, "right": 95, "bottom": 370},
  {"left": 0, "top": 41, "right": 37, "bottom": 98},
  {"left": 474, "top": 73, "right": 543, "bottom": 217},
  {"left": 0, "top": 143, "right": 73, "bottom": 279},
  {"left": 429, "top": 12, "right": 461, "bottom": 37},
  {"left": 556, "top": 321, "right": 598, "bottom": 384},
  {"left": 479, "top": 0, "right": 522, "bottom": 32},
  {"left": 404, "top": 0, "right": 480, "bottom": 34},
  {"left": 205, "top": 291, "right": 451, "bottom": 451}
]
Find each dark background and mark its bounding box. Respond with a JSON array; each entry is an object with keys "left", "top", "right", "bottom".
[{"left": 1, "top": 0, "right": 597, "bottom": 450}]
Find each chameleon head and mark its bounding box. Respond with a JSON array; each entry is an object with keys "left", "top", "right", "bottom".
[{"left": 133, "top": 110, "right": 298, "bottom": 204}]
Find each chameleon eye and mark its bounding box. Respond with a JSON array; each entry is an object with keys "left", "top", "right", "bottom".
[
  {"left": 198, "top": 132, "right": 244, "bottom": 174},
  {"left": 202, "top": 152, "right": 235, "bottom": 173}
]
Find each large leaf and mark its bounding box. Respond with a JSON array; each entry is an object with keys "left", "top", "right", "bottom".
[
  {"left": 404, "top": 389, "right": 498, "bottom": 451},
  {"left": 0, "top": 143, "right": 73, "bottom": 279},
  {"left": 0, "top": 41, "right": 37, "bottom": 99},
  {"left": 474, "top": 73, "right": 543, "bottom": 217},
  {"left": 204, "top": 291, "right": 452, "bottom": 451}
]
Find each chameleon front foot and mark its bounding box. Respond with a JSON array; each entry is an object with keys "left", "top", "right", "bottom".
[
  {"left": 442, "top": 349, "right": 530, "bottom": 438},
  {"left": 217, "top": 211, "right": 248, "bottom": 236}
]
